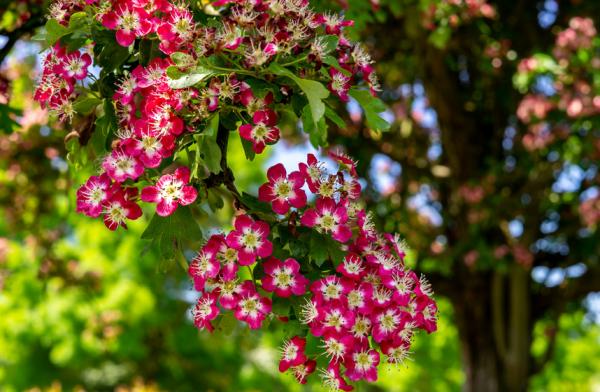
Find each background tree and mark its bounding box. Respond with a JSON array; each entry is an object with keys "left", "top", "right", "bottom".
[
  {"left": 1, "top": 1, "right": 599, "bottom": 392},
  {"left": 323, "top": 0, "right": 600, "bottom": 391}
]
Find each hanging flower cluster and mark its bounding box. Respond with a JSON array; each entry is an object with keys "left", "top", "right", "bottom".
[
  {"left": 34, "top": 1, "right": 436, "bottom": 389},
  {"left": 35, "top": 0, "right": 384, "bottom": 231},
  {"left": 189, "top": 153, "right": 437, "bottom": 388}
]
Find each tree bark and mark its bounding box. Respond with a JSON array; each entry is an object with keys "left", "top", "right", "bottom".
[{"left": 448, "top": 268, "right": 531, "bottom": 392}]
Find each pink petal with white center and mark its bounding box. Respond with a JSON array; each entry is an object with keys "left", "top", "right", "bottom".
[
  {"left": 300, "top": 209, "right": 319, "bottom": 227},
  {"left": 267, "top": 163, "right": 287, "bottom": 181},
  {"left": 288, "top": 190, "right": 307, "bottom": 209},
  {"left": 141, "top": 186, "right": 161, "bottom": 203},
  {"left": 237, "top": 249, "right": 256, "bottom": 266},
  {"left": 332, "top": 224, "right": 352, "bottom": 243},
  {"left": 272, "top": 198, "right": 290, "bottom": 214},
  {"left": 180, "top": 186, "right": 197, "bottom": 205},
  {"left": 258, "top": 183, "right": 275, "bottom": 203},
  {"left": 256, "top": 239, "right": 273, "bottom": 259},
  {"left": 116, "top": 29, "right": 136, "bottom": 47},
  {"left": 234, "top": 214, "right": 254, "bottom": 231},
  {"left": 157, "top": 199, "right": 178, "bottom": 217}
]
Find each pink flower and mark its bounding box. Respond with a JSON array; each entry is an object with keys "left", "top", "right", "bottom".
[
  {"left": 226, "top": 214, "right": 273, "bottom": 265},
  {"left": 102, "top": 3, "right": 155, "bottom": 47},
  {"left": 102, "top": 188, "right": 142, "bottom": 231},
  {"left": 313, "top": 303, "right": 355, "bottom": 336},
  {"left": 346, "top": 348, "right": 380, "bottom": 382},
  {"left": 141, "top": 167, "right": 197, "bottom": 216},
  {"left": 76, "top": 174, "right": 112, "bottom": 218},
  {"left": 321, "top": 362, "right": 354, "bottom": 391},
  {"left": 192, "top": 291, "right": 220, "bottom": 332},
  {"left": 124, "top": 126, "right": 175, "bottom": 168},
  {"left": 346, "top": 283, "right": 374, "bottom": 314},
  {"left": 279, "top": 336, "right": 307, "bottom": 372},
  {"left": 298, "top": 153, "right": 324, "bottom": 193},
  {"left": 156, "top": 7, "right": 195, "bottom": 54},
  {"left": 322, "top": 332, "right": 355, "bottom": 363},
  {"left": 57, "top": 50, "right": 92, "bottom": 80},
  {"left": 300, "top": 198, "right": 353, "bottom": 243},
  {"left": 310, "top": 275, "right": 354, "bottom": 303},
  {"left": 102, "top": 148, "right": 145, "bottom": 183},
  {"left": 262, "top": 257, "right": 309, "bottom": 297},
  {"left": 239, "top": 110, "right": 280, "bottom": 153},
  {"left": 371, "top": 308, "right": 401, "bottom": 343},
  {"left": 290, "top": 359, "right": 316, "bottom": 384},
  {"left": 188, "top": 245, "right": 220, "bottom": 291},
  {"left": 258, "top": 163, "right": 307, "bottom": 214},
  {"left": 328, "top": 67, "right": 351, "bottom": 102},
  {"left": 336, "top": 253, "right": 365, "bottom": 281},
  {"left": 233, "top": 281, "right": 272, "bottom": 329},
  {"left": 237, "top": 83, "right": 273, "bottom": 114},
  {"left": 329, "top": 150, "right": 358, "bottom": 177}
]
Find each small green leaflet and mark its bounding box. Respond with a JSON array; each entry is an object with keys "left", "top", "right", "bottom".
[
  {"left": 349, "top": 87, "right": 391, "bottom": 132},
  {"left": 197, "top": 114, "right": 221, "bottom": 174},
  {"left": 268, "top": 63, "right": 330, "bottom": 128},
  {"left": 73, "top": 95, "right": 102, "bottom": 115},
  {"left": 141, "top": 206, "right": 203, "bottom": 260},
  {"left": 302, "top": 105, "right": 328, "bottom": 149},
  {"left": 168, "top": 66, "right": 214, "bottom": 89}
]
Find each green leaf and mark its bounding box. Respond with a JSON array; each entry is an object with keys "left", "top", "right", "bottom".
[
  {"left": 268, "top": 63, "right": 329, "bottom": 128},
  {"left": 349, "top": 87, "right": 391, "bottom": 132},
  {"left": 214, "top": 312, "right": 238, "bottom": 336},
  {"left": 198, "top": 114, "right": 221, "bottom": 174},
  {"left": 168, "top": 66, "right": 214, "bottom": 89},
  {"left": 302, "top": 105, "right": 328, "bottom": 149},
  {"left": 45, "top": 19, "right": 69, "bottom": 46},
  {"left": 321, "top": 35, "right": 339, "bottom": 53},
  {"left": 309, "top": 232, "right": 329, "bottom": 267},
  {"left": 239, "top": 192, "right": 276, "bottom": 218},
  {"left": 272, "top": 296, "right": 291, "bottom": 317},
  {"left": 239, "top": 132, "right": 256, "bottom": 161},
  {"left": 91, "top": 99, "right": 117, "bottom": 154},
  {"left": 324, "top": 106, "right": 346, "bottom": 129},
  {"left": 207, "top": 188, "right": 224, "bottom": 212},
  {"left": 92, "top": 29, "right": 130, "bottom": 72},
  {"left": 305, "top": 334, "right": 322, "bottom": 357},
  {"left": 73, "top": 95, "right": 102, "bottom": 115},
  {"left": 141, "top": 206, "right": 203, "bottom": 259},
  {"left": 0, "top": 104, "right": 21, "bottom": 133}
]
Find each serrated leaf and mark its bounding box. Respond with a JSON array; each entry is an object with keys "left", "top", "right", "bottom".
[
  {"left": 349, "top": 87, "right": 391, "bottom": 132},
  {"left": 198, "top": 114, "right": 221, "bottom": 174},
  {"left": 168, "top": 67, "right": 214, "bottom": 89},
  {"left": 272, "top": 296, "right": 291, "bottom": 317},
  {"left": 73, "top": 95, "right": 102, "bottom": 115},
  {"left": 302, "top": 105, "right": 328, "bottom": 149},
  {"left": 45, "top": 19, "right": 69, "bottom": 46},
  {"left": 325, "top": 106, "right": 346, "bottom": 129},
  {"left": 268, "top": 63, "right": 329, "bottom": 128},
  {"left": 309, "top": 232, "right": 329, "bottom": 267},
  {"left": 239, "top": 133, "right": 256, "bottom": 161},
  {"left": 305, "top": 334, "right": 321, "bottom": 357},
  {"left": 141, "top": 207, "right": 203, "bottom": 259},
  {"left": 321, "top": 35, "right": 339, "bottom": 53}
]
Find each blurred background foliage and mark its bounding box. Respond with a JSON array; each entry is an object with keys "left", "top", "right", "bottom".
[{"left": 1, "top": 0, "right": 599, "bottom": 391}]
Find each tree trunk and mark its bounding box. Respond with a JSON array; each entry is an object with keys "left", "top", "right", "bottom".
[{"left": 448, "top": 267, "right": 532, "bottom": 392}]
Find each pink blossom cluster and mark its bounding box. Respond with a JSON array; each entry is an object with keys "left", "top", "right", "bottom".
[
  {"left": 423, "top": 0, "right": 496, "bottom": 30},
  {"left": 515, "top": 17, "right": 600, "bottom": 150},
  {"left": 189, "top": 153, "right": 438, "bottom": 389},
  {"left": 35, "top": 0, "right": 382, "bottom": 230},
  {"left": 34, "top": 45, "right": 92, "bottom": 121}
]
